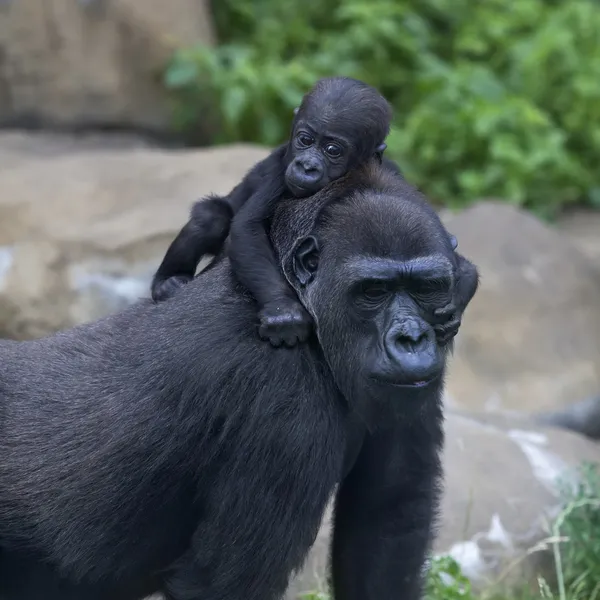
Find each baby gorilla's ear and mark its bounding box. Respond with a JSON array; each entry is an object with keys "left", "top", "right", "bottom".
[{"left": 374, "top": 142, "right": 387, "bottom": 164}]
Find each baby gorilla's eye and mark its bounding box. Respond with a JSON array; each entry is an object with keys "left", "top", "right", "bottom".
[
  {"left": 297, "top": 133, "right": 314, "bottom": 147},
  {"left": 324, "top": 143, "right": 343, "bottom": 158}
]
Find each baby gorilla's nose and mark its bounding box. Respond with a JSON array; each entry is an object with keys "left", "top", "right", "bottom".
[
  {"left": 298, "top": 158, "right": 323, "bottom": 179},
  {"left": 288, "top": 158, "right": 325, "bottom": 197}
]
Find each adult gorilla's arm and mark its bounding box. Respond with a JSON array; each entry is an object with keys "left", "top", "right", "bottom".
[{"left": 331, "top": 402, "right": 444, "bottom": 600}]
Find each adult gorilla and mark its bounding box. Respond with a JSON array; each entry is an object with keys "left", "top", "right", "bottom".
[{"left": 0, "top": 163, "right": 478, "bottom": 600}]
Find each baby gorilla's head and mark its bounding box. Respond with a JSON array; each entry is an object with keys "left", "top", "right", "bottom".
[{"left": 285, "top": 77, "right": 392, "bottom": 198}]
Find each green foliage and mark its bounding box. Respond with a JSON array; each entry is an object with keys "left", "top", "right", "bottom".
[
  {"left": 164, "top": 0, "right": 600, "bottom": 215},
  {"left": 553, "top": 462, "right": 600, "bottom": 600},
  {"left": 296, "top": 555, "right": 478, "bottom": 600},
  {"left": 425, "top": 555, "right": 476, "bottom": 599}
]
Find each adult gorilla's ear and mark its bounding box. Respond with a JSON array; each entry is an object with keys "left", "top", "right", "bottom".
[
  {"left": 293, "top": 236, "right": 319, "bottom": 286},
  {"left": 293, "top": 107, "right": 300, "bottom": 116},
  {"left": 449, "top": 234, "right": 458, "bottom": 250}
]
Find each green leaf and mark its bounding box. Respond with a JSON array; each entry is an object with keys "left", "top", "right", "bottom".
[
  {"left": 222, "top": 86, "right": 247, "bottom": 127},
  {"left": 588, "top": 187, "right": 600, "bottom": 207},
  {"left": 165, "top": 0, "right": 600, "bottom": 215},
  {"left": 164, "top": 61, "right": 199, "bottom": 89}
]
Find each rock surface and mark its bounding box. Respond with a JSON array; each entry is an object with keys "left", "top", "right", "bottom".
[
  {"left": 0, "top": 0, "right": 214, "bottom": 133},
  {"left": 288, "top": 411, "right": 600, "bottom": 597},
  {"left": 558, "top": 207, "right": 600, "bottom": 264},
  {"left": 442, "top": 202, "right": 600, "bottom": 415},
  {"left": 0, "top": 133, "right": 269, "bottom": 338}
]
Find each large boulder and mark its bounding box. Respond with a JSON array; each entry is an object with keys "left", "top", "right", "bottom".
[
  {"left": 558, "top": 207, "right": 600, "bottom": 264},
  {"left": 0, "top": 133, "right": 269, "bottom": 339},
  {"left": 0, "top": 0, "right": 214, "bottom": 134},
  {"left": 442, "top": 202, "right": 600, "bottom": 415},
  {"left": 288, "top": 410, "right": 600, "bottom": 597},
  {"left": 0, "top": 130, "right": 155, "bottom": 169}
]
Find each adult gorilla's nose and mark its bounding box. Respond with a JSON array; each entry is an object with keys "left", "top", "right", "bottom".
[
  {"left": 383, "top": 318, "right": 441, "bottom": 383},
  {"left": 389, "top": 318, "right": 430, "bottom": 352}
]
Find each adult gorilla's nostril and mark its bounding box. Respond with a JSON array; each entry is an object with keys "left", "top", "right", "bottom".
[
  {"left": 395, "top": 330, "right": 428, "bottom": 352},
  {"left": 392, "top": 319, "right": 430, "bottom": 352}
]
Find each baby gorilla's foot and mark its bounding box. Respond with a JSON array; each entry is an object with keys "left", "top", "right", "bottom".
[
  {"left": 433, "top": 303, "right": 461, "bottom": 346},
  {"left": 151, "top": 275, "right": 193, "bottom": 303},
  {"left": 258, "top": 300, "right": 312, "bottom": 348}
]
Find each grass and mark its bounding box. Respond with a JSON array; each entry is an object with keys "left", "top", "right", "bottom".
[{"left": 298, "top": 462, "right": 600, "bottom": 600}]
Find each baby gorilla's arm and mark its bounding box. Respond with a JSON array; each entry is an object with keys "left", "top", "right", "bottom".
[
  {"left": 433, "top": 253, "right": 479, "bottom": 345},
  {"left": 229, "top": 161, "right": 312, "bottom": 348}
]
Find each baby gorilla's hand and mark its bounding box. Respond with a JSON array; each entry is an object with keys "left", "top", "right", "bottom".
[
  {"left": 151, "top": 275, "right": 193, "bottom": 303},
  {"left": 258, "top": 300, "right": 312, "bottom": 348},
  {"left": 433, "top": 303, "right": 461, "bottom": 346}
]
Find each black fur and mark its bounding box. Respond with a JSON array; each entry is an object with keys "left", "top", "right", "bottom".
[
  {"left": 151, "top": 77, "right": 395, "bottom": 348},
  {"left": 0, "top": 162, "right": 478, "bottom": 600}
]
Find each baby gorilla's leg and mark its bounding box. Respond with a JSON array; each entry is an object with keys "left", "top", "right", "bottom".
[{"left": 151, "top": 197, "right": 234, "bottom": 302}]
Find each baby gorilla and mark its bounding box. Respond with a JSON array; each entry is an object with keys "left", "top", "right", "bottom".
[{"left": 151, "top": 77, "right": 392, "bottom": 347}]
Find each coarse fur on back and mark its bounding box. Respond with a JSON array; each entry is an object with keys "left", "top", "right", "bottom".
[{"left": 0, "top": 260, "right": 347, "bottom": 600}]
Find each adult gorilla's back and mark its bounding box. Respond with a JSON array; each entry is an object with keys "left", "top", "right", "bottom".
[
  {"left": 0, "top": 162, "right": 478, "bottom": 600},
  {"left": 0, "top": 256, "right": 344, "bottom": 598}
]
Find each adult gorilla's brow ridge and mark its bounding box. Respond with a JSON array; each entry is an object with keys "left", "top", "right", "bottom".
[{"left": 343, "top": 255, "right": 455, "bottom": 282}]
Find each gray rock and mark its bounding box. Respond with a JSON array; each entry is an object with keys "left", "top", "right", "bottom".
[
  {"left": 557, "top": 207, "right": 600, "bottom": 265},
  {"left": 0, "top": 0, "right": 214, "bottom": 134},
  {"left": 0, "top": 136, "right": 270, "bottom": 338},
  {"left": 442, "top": 201, "right": 600, "bottom": 415},
  {"left": 0, "top": 130, "right": 154, "bottom": 170}
]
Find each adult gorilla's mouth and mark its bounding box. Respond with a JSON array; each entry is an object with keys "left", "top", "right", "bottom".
[
  {"left": 409, "top": 379, "right": 433, "bottom": 388},
  {"left": 369, "top": 373, "right": 442, "bottom": 389}
]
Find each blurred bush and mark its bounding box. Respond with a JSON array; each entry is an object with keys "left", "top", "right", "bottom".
[{"left": 165, "top": 0, "right": 600, "bottom": 216}]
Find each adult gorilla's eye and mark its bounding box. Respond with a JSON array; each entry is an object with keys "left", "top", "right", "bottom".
[
  {"left": 324, "top": 143, "right": 343, "bottom": 158},
  {"left": 297, "top": 133, "right": 314, "bottom": 147},
  {"left": 359, "top": 281, "right": 390, "bottom": 304},
  {"left": 412, "top": 280, "right": 449, "bottom": 305}
]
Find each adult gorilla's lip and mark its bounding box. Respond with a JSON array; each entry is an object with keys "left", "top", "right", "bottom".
[{"left": 369, "top": 373, "right": 441, "bottom": 389}]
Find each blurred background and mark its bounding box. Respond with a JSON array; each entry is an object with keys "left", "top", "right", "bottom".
[{"left": 1, "top": 1, "right": 600, "bottom": 599}]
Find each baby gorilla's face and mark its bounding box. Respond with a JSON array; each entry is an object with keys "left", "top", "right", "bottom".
[{"left": 285, "top": 117, "right": 365, "bottom": 198}]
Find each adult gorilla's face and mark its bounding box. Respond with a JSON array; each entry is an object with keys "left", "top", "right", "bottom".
[{"left": 290, "top": 190, "right": 459, "bottom": 411}]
